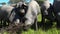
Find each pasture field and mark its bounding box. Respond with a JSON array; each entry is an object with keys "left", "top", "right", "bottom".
[{"left": 1, "top": 14, "right": 60, "bottom": 34}]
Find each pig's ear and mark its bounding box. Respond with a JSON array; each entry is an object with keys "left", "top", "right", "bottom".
[{"left": 15, "top": 4, "right": 19, "bottom": 8}]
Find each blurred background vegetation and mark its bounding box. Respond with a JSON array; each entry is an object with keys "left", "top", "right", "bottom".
[{"left": 0, "top": 0, "right": 44, "bottom": 6}]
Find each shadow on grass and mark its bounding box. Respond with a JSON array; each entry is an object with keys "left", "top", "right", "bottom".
[
  {"left": 31, "top": 21, "right": 53, "bottom": 31},
  {"left": 41, "top": 21, "right": 53, "bottom": 31},
  {"left": 56, "top": 23, "right": 60, "bottom": 30}
]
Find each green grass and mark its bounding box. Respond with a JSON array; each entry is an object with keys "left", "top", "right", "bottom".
[{"left": 1, "top": 14, "right": 60, "bottom": 34}]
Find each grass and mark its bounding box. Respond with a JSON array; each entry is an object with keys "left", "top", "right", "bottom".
[{"left": 1, "top": 14, "right": 60, "bottom": 34}]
